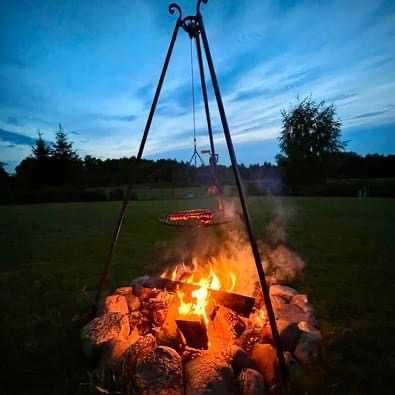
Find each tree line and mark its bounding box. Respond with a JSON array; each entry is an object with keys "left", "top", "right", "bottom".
[{"left": 1, "top": 99, "right": 394, "bottom": 203}]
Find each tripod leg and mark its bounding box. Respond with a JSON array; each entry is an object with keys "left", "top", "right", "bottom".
[
  {"left": 195, "top": 35, "right": 216, "bottom": 164},
  {"left": 196, "top": 34, "right": 223, "bottom": 205},
  {"left": 198, "top": 15, "right": 288, "bottom": 388},
  {"left": 94, "top": 19, "right": 181, "bottom": 312}
]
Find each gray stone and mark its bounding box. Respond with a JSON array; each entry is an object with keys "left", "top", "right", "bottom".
[
  {"left": 294, "top": 331, "right": 321, "bottom": 365},
  {"left": 102, "top": 294, "right": 129, "bottom": 315},
  {"left": 114, "top": 286, "right": 133, "bottom": 296},
  {"left": 229, "top": 345, "right": 252, "bottom": 371},
  {"left": 134, "top": 346, "right": 183, "bottom": 395},
  {"left": 269, "top": 285, "right": 298, "bottom": 301},
  {"left": 274, "top": 303, "right": 308, "bottom": 324},
  {"left": 184, "top": 350, "right": 235, "bottom": 395},
  {"left": 298, "top": 320, "right": 321, "bottom": 334},
  {"left": 283, "top": 352, "right": 305, "bottom": 392},
  {"left": 277, "top": 319, "right": 301, "bottom": 352},
  {"left": 291, "top": 294, "right": 314, "bottom": 313},
  {"left": 81, "top": 313, "right": 129, "bottom": 358},
  {"left": 250, "top": 344, "right": 280, "bottom": 390},
  {"left": 238, "top": 368, "right": 266, "bottom": 395},
  {"left": 125, "top": 293, "right": 141, "bottom": 312}
]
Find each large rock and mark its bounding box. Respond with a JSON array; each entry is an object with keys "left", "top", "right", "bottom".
[
  {"left": 298, "top": 320, "right": 321, "bottom": 334},
  {"left": 258, "top": 320, "right": 300, "bottom": 352},
  {"left": 238, "top": 368, "right": 266, "bottom": 395},
  {"left": 102, "top": 294, "right": 129, "bottom": 315},
  {"left": 123, "top": 334, "right": 157, "bottom": 370},
  {"left": 125, "top": 293, "right": 141, "bottom": 312},
  {"left": 283, "top": 352, "right": 305, "bottom": 393},
  {"left": 294, "top": 331, "right": 321, "bottom": 365},
  {"left": 250, "top": 344, "right": 280, "bottom": 391},
  {"left": 269, "top": 285, "right": 298, "bottom": 301},
  {"left": 270, "top": 295, "right": 287, "bottom": 312},
  {"left": 100, "top": 328, "right": 140, "bottom": 372},
  {"left": 81, "top": 313, "right": 130, "bottom": 357},
  {"left": 277, "top": 320, "right": 301, "bottom": 352},
  {"left": 134, "top": 346, "right": 183, "bottom": 395},
  {"left": 114, "top": 286, "right": 133, "bottom": 296},
  {"left": 274, "top": 303, "right": 308, "bottom": 324},
  {"left": 228, "top": 345, "right": 252, "bottom": 371},
  {"left": 184, "top": 350, "right": 235, "bottom": 395},
  {"left": 236, "top": 329, "right": 265, "bottom": 353},
  {"left": 291, "top": 294, "right": 313, "bottom": 313}
]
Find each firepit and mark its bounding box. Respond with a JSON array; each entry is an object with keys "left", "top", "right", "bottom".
[
  {"left": 91, "top": 1, "right": 323, "bottom": 393},
  {"left": 83, "top": 256, "right": 322, "bottom": 394}
]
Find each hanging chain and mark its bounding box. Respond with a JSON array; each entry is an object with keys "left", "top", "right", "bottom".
[{"left": 190, "top": 38, "right": 197, "bottom": 148}]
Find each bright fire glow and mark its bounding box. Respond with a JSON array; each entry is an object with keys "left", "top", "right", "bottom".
[
  {"left": 254, "top": 308, "right": 267, "bottom": 327},
  {"left": 164, "top": 260, "right": 237, "bottom": 325}
]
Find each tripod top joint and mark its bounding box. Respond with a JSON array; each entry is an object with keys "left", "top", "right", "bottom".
[{"left": 169, "top": 0, "right": 209, "bottom": 38}]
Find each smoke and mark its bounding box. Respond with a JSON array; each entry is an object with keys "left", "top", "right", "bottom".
[{"left": 153, "top": 198, "right": 305, "bottom": 296}]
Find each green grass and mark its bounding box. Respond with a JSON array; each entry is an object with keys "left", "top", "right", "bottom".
[{"left": 1, "top": 197, "right": 394, "bottom": 394}]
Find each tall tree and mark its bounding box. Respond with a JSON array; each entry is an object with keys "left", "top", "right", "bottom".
[
  {"left": 32, "top": 131, "right": 50, "bottom": 161},
  {"left": 52, "top": 124, "right": 78, "bottom": 160},
  {"left": 0, "top": 162, "right": 10, "bottom": 202},
  {"left": 277, "top": 98, "right": 344, "bottom": 190},
  {"left": 50, "top": 124, "right": 82, "bottom": 186}
]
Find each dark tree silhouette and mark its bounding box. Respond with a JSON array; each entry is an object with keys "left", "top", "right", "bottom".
[
  {"left": 0, "top": 162, "right": 12, "bottom": 202},
  {"left": 52, "top": 124, "right": 78, "bottom": 160},
  {"left": 277, "top": 98, "right": 344, "bottom": 190},
  {"left": 50, "top": 124, "right": 82, "bottom": 186},
  {"left": 32, "top": 131, "right": 51, "bottom": 160}
]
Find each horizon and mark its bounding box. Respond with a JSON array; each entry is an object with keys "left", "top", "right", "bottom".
[{"left": 1, "top": 0, "right": 395, "bottom": 172}]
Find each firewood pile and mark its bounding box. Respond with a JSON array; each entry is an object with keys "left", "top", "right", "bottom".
[{"left": 82, "top": 273, "right": 321, "bottom": 394}]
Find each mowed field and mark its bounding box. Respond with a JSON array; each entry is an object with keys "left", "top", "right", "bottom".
[{"left": 1, "top": 197, "right": 395, "bottom": 394}]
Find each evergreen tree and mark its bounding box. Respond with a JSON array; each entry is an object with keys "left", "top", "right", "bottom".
[
  {"left": 52, "top": 124, "right": 78, "bottom": 160},
  {"left": 0, "top": 162, "right": 11, "bottom": 203},
  {"left": 32, "top": 131, "right": 50, "bottom": 161},
  {"left": 50, "top": 124, "right": 82, "bottom": 186}
]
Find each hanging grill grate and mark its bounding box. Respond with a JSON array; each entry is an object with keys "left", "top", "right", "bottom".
[{"left": 160, "top": 208, "right": 230, "bottom": 227}]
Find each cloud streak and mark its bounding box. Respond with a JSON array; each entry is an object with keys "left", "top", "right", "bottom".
[{"left": 0, "top": 0, "right": 394, "bottom": 168}]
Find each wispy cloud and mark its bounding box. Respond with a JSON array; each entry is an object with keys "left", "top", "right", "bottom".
[
  {"left": 0, "top": 0, "right": 394, "bottom": 168},
  {"left": 0, "top": 128, "right": 36, "bottom": 146}
]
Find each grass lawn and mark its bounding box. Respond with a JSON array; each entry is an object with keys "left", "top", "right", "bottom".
[{"left": 1, "top": 197, "right": 394, "bottom": 394}]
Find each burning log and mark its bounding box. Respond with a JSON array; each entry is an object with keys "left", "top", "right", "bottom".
[
  {"left": 135, "top": 276, "right": 255, "bottom": 317},
  {"left": 176, "top": 316, "right": 208, "bottom": 349},
  {"left": 209, "top": 306, "right": 246, "bottom": 345}
]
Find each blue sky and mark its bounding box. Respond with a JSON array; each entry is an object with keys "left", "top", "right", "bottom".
[{"left": 1, "top": 0, "right": 394, "bottom": 172}]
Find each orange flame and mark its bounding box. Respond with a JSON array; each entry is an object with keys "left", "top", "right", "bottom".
[{"left": 164, "top": 259, "right": 237, "bottom": 325}]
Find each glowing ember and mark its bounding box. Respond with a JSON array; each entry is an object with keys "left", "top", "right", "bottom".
[{"left": 254, "top": 308, "right": 267, "bottom": 328}]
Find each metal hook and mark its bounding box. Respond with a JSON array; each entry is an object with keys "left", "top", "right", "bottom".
[
  {"left": 196, "top": 0, "right": 208, "bottom": 15},
  {"left": 168, "top": 3, "right": 182, "bottom": 20}
]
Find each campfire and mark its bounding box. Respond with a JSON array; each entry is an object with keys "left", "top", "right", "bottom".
[
  {"left": 82, "top": 240, "right": 322, "bottom": 394},
  {"left": 85, "top": 2, "right": 323, "bottom": 393}
]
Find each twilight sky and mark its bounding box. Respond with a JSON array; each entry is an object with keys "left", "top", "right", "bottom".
[{"left": 1, "top": 0, "right": 394, "bottom": 171}]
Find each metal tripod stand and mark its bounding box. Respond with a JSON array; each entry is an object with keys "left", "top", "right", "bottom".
[{"left": 95, "top": 0, "right": 287, "bottom": 388}]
